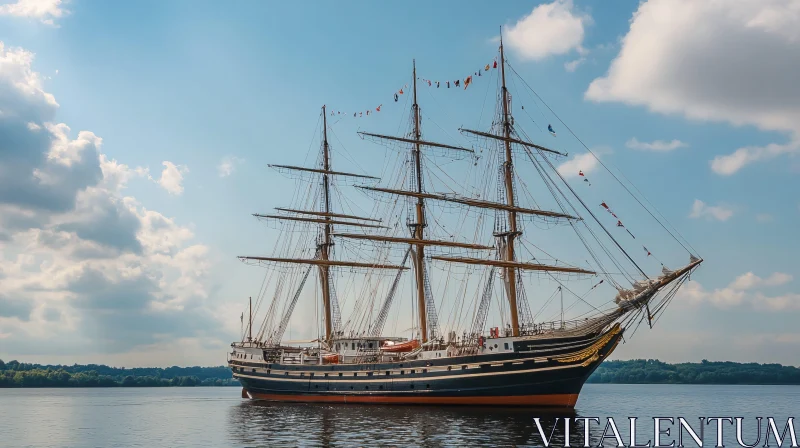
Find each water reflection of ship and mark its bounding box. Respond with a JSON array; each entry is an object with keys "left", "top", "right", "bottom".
[{"left": 227, "top": 401, "right": 608, "bottom": 447}]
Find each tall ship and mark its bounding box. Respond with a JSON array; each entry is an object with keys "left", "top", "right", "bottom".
[{"left": 228, "top": 35, "right": 702, "bottom": 408}]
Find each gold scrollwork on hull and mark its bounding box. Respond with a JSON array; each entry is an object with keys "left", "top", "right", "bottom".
[{"left": 555, "top": 324, "right": 621, "bottom": 365}]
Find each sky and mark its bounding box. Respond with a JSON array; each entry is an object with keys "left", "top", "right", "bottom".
[{"left": 1, "top": 0, "right": 799, "bottom": 367}]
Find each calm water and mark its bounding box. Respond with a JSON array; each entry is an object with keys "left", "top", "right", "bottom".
[{"left": 0, "top": 385, "right": 797, "bottom": 447}]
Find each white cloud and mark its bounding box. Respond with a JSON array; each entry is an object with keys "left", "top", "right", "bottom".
[
  {"left": 218, "top": 155, "right": 244, "bottom": 178},
  {"left": 0, "top": 42, "right": 59, "bottom": 112},
  {"left": 157, "top": 161, "right": 188, "bottom": 195},
  {"left": 557, "top": 152, "right": 598, "bottom": 178},
  {"left": 626, "top": 137, "right": 688, "bottom": 152},
  {"left": 44, "top": 123, "right": 102, "bottom": 167},
  {"left": 689, "top": 199, "right": 734, "bottom": 222},
  {"left": 755, "top": 213, "right": 774, "bottom": 223},
  {"left": 504, "top": 0, "right": 590, "bottom": 62},
  {"left": 585, "top": 0, "right": 800, "bottom": 174},
  {"left": 753, "top": 293, "right": 800, "bottom": 311},
  {"left": 98, "top": 154, "right": 151, "bottom": 192},
  {"left": 564, "top": 57, "right": 586, "bottom": 73},
  {"left": 0, "top": 39, "right": 228, "bottom": 363},
  {"left": 729, "top": 272, "right": 792, "bottom": 290},
  {"left": 710, "top": 141, "right": 800, "bottom": 175},
  {"left": 681, "top": 271, "right": 795, "bottom": 310},
  {"left": 0, "top": 0, "right": 68, "bottom": 26}
]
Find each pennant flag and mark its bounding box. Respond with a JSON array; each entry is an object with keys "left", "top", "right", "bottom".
[
  {"left": 427, "top": 80, "right": 432, "bottom": 87},
  {"left": 478, "top": 70, "right": 481, "bottom": 77},
  {"left": 436, "top": 81, "right": 440, "bottom": 88},
  {"left": 616, "top": 220, "right": 624, "bottom": 227},
  {"left": 455, "top": 79, "right": 460, "bottom": 87},
  {"left": 353, "top": 112, "right": 356, "bottom": 117},
  {"left": 579, "top": 170, "right": 585, "bottom": 177},
  {"left": 447, "top": 81, "right": 450, "bottom": 88},
  {"left": 643, "top": 246, "right": 652, "bottom": 257},
  {"left": 493, "top": 60, "right": 498, "bottom": 69},
  {"left": 398, "top": 88, "right": 404, "bottom": 95},
  {"left": 359, "top": 112, "right": 363, "bottom": 117},
  {"left": 601, "top": 202, "right": 619, "bottom": 218},
  {"left": 590, "top": 279, "right": 604, "bottom": 290},
  {"left": 376, "top": 104, "right": 382, "bottom": 112},
  {"left": 394, "top": 93, "right": 398, "bottom": 102},
  {"left": 548, "top": 124, "right": 557, "bottom": 136},
  {"left": 485, "top": 64, "right": 490, "bottom": 71},
  {"left": 464, "top": 76, "right": 472, "bottom": 89}
]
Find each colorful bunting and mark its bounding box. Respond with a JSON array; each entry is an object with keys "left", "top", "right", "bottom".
[
  {"left": 579, "top": 170, "right": 590, "bottom": 186},
  {"left": 327, "top": 56, "right": 500, "bottom": 121},
  {"left": 600, "top": 202, "right": 619, "bottom": 218},
  {"left": 614, "top": 218, "right": 636, "bottom": 239}
]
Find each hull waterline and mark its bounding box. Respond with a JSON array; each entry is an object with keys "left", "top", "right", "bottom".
[{"left": 232, "top": 325, "right": 623, "bottom": 408}]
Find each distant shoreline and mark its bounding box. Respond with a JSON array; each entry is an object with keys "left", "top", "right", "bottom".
[
  {"left": 587, "top": 359, "right": 800, "bottom": 386},
  {"left": 2, "top": 358, "right": 799, "bottom": 388}
]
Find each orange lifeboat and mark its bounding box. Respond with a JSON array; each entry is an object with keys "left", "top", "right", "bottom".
[
  {"left": 322, "top": 353, "right": 339, "bottom": 364},
  {"left": 380, "top": 339, "right": 420, "bottom": 353}
]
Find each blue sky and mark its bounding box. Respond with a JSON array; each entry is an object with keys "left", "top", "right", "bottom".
[{"left": 1, "top": 0, "right": 799, "bottom": 367}]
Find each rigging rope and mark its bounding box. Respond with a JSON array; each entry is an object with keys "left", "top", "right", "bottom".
[{"left": 506, "top": 61, "right": 697, "bottom": 257}]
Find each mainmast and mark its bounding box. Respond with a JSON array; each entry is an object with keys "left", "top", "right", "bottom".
[
  {"left": 320, "top": 105, "right": 334, "bottom": 342},
  {"left": 410, "top": 60, "right": 429, "bottom": 344},
  {"left": 498, "top": 32, "right": 521, "bottom": 337}
]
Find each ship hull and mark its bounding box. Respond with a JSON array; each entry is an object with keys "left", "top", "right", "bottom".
[{"left": 232, "top": 325, "right": 622, "bottom": 408}]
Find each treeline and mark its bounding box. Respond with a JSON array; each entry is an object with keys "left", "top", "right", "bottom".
[
  {"left": 3, "top": 358, "right": 800, "bottom": 387},
  {"left": 0, "top": 359, "right": 238, "bottom": 388},
  {"left": 588, "top": 359, "right": 800, "bottom": 385}
]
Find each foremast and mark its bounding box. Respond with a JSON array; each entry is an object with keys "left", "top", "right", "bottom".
[{"left": 240, "top": 106, "right": 406, "bottom": 346}]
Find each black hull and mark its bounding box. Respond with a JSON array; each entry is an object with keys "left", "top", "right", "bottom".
[{"left": 231, "top": 325, "right": 623, "bottom": 407}]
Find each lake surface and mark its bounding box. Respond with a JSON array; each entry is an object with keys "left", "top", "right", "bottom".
[{"left": 1, "top": 385, "right": 797, "bottom": 447}]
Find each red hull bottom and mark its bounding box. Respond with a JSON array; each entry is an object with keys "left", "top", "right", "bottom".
[{"left": 246, "top": 391, "right": 579, "bottom": 407}]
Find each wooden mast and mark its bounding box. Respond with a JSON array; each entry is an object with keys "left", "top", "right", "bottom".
[
  {"left": 499, "top": 31, "right": 521, "bottom": 337},
  {"left": 320, "top": 105, "right": 334, "bottom": 343},
  {"left": 411, "top": 60, "right": 429, "bottom": 344}
]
